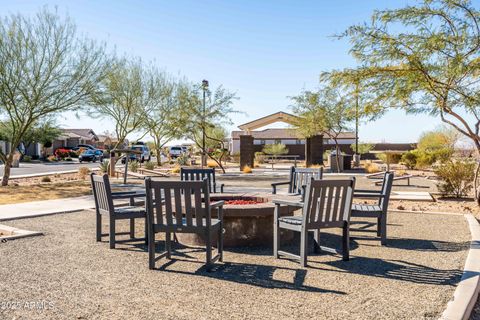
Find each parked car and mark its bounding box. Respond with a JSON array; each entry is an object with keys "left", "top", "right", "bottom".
[
  {"left": 121, "top": 145, "right": 151, "bottom": 163},
  {"left": 79, "top": 149, "right": 103, "bottom": 163},
  {"left": 169, "top": 146, "right": 184, "bottom": 158}
]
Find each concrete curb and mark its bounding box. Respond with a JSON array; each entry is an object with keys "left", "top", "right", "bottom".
[
  {"left": 441, "top": 214, "right": 480, "bottom": 320},
  {"left": 10, "top": 167, "right": 100, "bottom": 179}
]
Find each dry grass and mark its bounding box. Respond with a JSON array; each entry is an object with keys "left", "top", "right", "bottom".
[
  {"left": 0, "top": 180, "right": 92, "bottom": 205},
  {"left": 364, "top": 162, "right": 381, "bottom": 173}
]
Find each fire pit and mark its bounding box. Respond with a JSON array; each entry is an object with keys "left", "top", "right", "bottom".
[{"left": 176, "top": 194, "right": 297, "bottom": 247}]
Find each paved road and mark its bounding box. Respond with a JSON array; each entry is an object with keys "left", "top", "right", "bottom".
[{"left": 0, "top": 162, "right": 100, "bottom": 178}]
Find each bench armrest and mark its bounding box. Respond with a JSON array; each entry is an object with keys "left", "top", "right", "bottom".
[
  {"left": 271, "top": 181, "right": 291, "bottom": 194},
  {"left": 354, "top": 192, "right": 386, "bottom": 198},
  {"left": 111, "top": 191, "right": 146, "bottom": 199},
  {"left": 214, "top": 182, "right": 225, "bottom": 193},
  {"left": 210, "top": 200, "right": 225, "bottom": 209},
  {"left": 272, "top": 199, "right": 303, "bottom": 207}
]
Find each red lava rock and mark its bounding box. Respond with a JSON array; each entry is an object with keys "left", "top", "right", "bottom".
[{"left": 224, "top": 200, "right": 261, "bottom": 205}]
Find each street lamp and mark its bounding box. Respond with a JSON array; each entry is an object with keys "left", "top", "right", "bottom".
[{"left": 201, "top": 79, "right": 209, "bottom": 168}]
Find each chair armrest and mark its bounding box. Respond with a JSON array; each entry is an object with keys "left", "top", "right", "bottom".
[
  {"left": 210, "top": 200, "right": 225, "bottom": 209},
  {"left": 272, "top": 199, "right": 303, "bottom": 207},
  {"left": 111, "top": 191, "right": 146, "bottom": 200},
  {"left": 271, "top": 181, "right": 290, "bottom": 194},
  {"left": 354, "top": 192, "right": 386, "bottom": 198},
  {"left": 354, "top": 189, "right": 381, "bottom": 193},
  {"left": 214, "top": 182, "right": 225, "bottom": 193}
]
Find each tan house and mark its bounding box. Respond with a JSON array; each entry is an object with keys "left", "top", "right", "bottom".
[
  {"left": 230, "top": 112, "right": 356, "bottom": 157},
  {"left": 52, "top": 129, "right": 99, "bottom": 150}
]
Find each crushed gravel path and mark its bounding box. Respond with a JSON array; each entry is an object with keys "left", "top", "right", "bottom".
[{"left": 0, "top": 210, "right": 470, "bottom": 320}]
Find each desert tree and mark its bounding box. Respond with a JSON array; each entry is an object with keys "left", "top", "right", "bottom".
[
  {"left": 179, "top": 83, "right": 238, "bottom": 173},
  {"left": 142, "top": 73, "right": 184, "bottom": 165},
  {"left": 331, "top": 0, "right": 480, "bottom": 200},
  {"left": 0, "top": 9, "right": 107, "bottom": 186},
  {"left": 90, "top": 57, "right": 151, "bottom": 150},
  {"left": 291, "top": 84, "right": 355, "bottom": 172}
]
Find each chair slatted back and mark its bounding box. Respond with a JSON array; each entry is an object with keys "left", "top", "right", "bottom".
[
  {"left": 145, "top": 178, "right": 211, "bottom": 229},
  {"left": 90, "top": 173, "right": 115, "bottom": 216},
  {"left": 181, "top": 168, "right": 217, "bottom": 193},
  {"left": 379, "top": 172, "right": 395, "bottom": 210},
  {"left": 302, "top": 178, "right": 355, "bottom": 228},
  {"left": 289, "top": 167, "right": 323, "bottom": 194}
]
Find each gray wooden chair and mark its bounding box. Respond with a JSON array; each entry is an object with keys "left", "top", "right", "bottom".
[
  {"left": 180, "top": 168, "right": 224, "bottom": 193},
  {"left": 352, "top": 172, "right": 394, "bottom": 245},
  {"left": 271, "top": 166, "right": 323, "bottom": 195},
  {"left": 145, "top": 178, "right": 224, "bottom": 271},
  {"left": 273, "top": 177, "right": 356, "bottom": 267},
  {"left": 90, "top": 173, "right": 147, "bottom": 249}
]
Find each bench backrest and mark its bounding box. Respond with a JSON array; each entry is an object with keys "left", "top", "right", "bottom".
[
  {"left": 90, "top": 173, "right": 114, "bottom": 216},
  {"left": 302, "top": 178, "right": 355, "bottom": 228},
  {"left": 379, "top": 172, "right": 395, "bottom": 211},
  {"left": 288, "top": 166, "right": 323, "bottom": 194},
  {"left": 180, "top": 168, "right": 217, "bottom": 193},
  {"left": 145, "top": 178, "right": 212, "bottom": 229}
]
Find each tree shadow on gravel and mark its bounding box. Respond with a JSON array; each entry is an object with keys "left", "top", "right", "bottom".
[
  {"left": 357, "top": 237, "right": 471, "bottom": 252},
  {"left": 309, "top": 257, "right": 463, "bottom": 285},
  {"left": 156, "top": 259, "right": 346, "bottom": 294}
]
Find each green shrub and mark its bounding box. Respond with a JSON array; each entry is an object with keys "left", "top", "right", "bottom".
[
  {"left": 401, "top": 151, "right": 417, "bottom": 169},
  {"left": 128, "top": 161, "right": 139, "bottom": 173},
  {"left": 65, "top": 157, "right": 73, "bottom": 161},
  {"left": 145, "top": 161, "right": 155, "bottom": 170},
  {"left": 22, "top": 155, "right": 32, "bottom": 162},
  {"left": 99, "top": 160, "right": 109, "bottom": 174},
  {"left": 176, "top": 153, "right": 189, "bottom": 166},
  {"left": 255, "top": 152, "right": 266, "bottom": 164},
  {"left": 263, "top": 143, "right": 288, "bottom": 156},
  {"left": 230, "top": 152, "right": 240, "bottom": 162},
  {"left": 435, "top": 160, "right": 475, "bottom": 198},
  {"left": 376, "top": 153, "right": 402, "bottom": 164}
]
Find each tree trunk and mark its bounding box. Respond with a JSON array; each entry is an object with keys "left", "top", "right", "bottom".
[
  {"left": 156, "top": 147, "right": 162, "bottom": 166},
  {"left": 1, "top": 153, "right": 15, "bottom": 186},
  {"left": 335, "top": 142, "right": 341, "bottom": 173}
]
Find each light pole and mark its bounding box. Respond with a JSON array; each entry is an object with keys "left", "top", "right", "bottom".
[{"left": 201, "top": 79, "right": 209, "bottom": 168}]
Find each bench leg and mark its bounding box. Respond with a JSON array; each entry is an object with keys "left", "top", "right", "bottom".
[
  {"left": 109, "top": 218, "right": 116, "bottom": 249},
  {"left": 129, "top": 218, "right": 135, "bottom": 238},
  {"left": 96, "top": 211, "right": 102, "bottom": 242},
  {"left": 206, "top": 231, "right": 213, "bottom": 271},
  {"left": 148, "top": 224, "right": 155, "bottom": 269},
  {"left": 342, "top": 223, "right": 350, "bottom": 261},
  {"left": 300, "top": 230, "right": 308, "bottom": 267},
  {"left": 313, "top": 229, "right": 321, "bottom": 253},
  {"left": 165, "top": 231, "right": 172, "bottom": 259},
  {"left": 380, "top": 214, "right": 387, "bottom": 245},
  {"left": 273, "top": 205, "right": 280, "bottom": 259}
]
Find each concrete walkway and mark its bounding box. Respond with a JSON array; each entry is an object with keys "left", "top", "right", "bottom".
[{"left": 0, "top": 196, "right": 95, "bottom": 221}]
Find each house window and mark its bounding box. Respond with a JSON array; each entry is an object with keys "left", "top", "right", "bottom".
[
  {"left": 260, "top": 140, "right": 266, "bottom": 145},
  {"left": 275, "top": 139, "right": 281, "bottom": 144}
]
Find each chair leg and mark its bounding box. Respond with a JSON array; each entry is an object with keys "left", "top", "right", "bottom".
[
  {"left": 96, "top": 211, "right": 102, "bottom": 242},
  {"left": 206, "top": 231, "right": 213, "bottom": 271},
  {"left": 342, "top": 222, "right": 350, "bottom": 261},
  {"left": 148, "top": 224, "right": 155, "bottom": 270},
  {"left": 218, "top": 224, "right": 224, "bottom": 263},
  {"left": 377, "top": 216, "right": 382, "bottom": 236},
  {"left": 273, "top": 205, "right": 280, "bottom": 259},
  {"left": 144, "top": 217, "right": 148, "bottom": 246},
  {"left": 313, "top": 229, "right": 321, "bottom": 253},
  {"left": 129, "top": 218, "right": 135, "bottom": 238},
  {"left": 165, "top": 231, "right": 172, "bottom": 259},
  {"left": 109, "top": 218, "right": 115, "bottom": 249},
  {"left": 380, "top": 214, "right": 387, "bottom": 245},
  {"left": 300, "top": 230, "right": 308, "bottom": 267}
]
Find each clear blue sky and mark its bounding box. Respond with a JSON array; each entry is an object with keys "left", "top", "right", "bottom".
[{"left": 3, "top": 0, "right": 478, "bottom": 143}]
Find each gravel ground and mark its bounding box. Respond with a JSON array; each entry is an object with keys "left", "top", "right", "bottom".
[{"left": 0, "top": 209, "right": 470, "bottom": 320}]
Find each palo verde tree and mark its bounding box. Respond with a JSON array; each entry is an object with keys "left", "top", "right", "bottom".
[
  {"left": 290, "top": 84, "right": 355, "bottom": 172},
  {"left": 179, "top": 83, "right": 238, "bottom": 173},
  {"left": 0, "top": 9, "right": 107, "bottom": 186},
  {"left": 142, "top": 73, "right": 184, "bottom": 165},
  {"left": 332, "top": 0, "right": 480, "bottom": 201},
  {"left": 90, "top": 57, "right": 151, "bottom": 149}
]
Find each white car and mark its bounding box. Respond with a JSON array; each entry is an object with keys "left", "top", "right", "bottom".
[{"left": 169, "top": 146, "right": 184, "bottom": 158}]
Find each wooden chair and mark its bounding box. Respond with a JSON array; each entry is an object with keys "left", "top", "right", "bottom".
[
  {"left": 90, "top": 173, "right": 147, "bottom": 249},
  {"left": 145, "top": 178, "right": 224, "bottom": 271},
  {"left": 351, "top": 172, "right": 394, "bottom": 245},
  {"left": 271, "top": 166, "right": 323, "bottom": 195},
  {"left": 273, "top": 177, "right": 356, "bottom": 267},
  {"left": 180, "top": 168, "right": 224, "bottom": 193}
]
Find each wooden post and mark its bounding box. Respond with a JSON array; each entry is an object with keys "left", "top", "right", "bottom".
[{"left": 109, "top": 151, "right": 116, "bottom": 177}]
